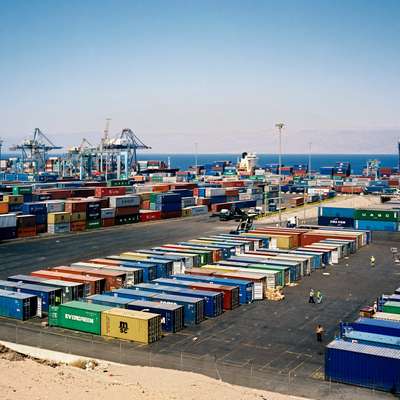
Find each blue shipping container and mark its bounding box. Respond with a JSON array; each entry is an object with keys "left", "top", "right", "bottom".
[
  {"left": 355, "top": 220, "right": 398, "bottom": 232},
  {"left": 319, "top": 206, "right": 355, "bottom": 218},
  {"left": 127, "top": 300, "right": 184, "bottom": 333},
  {"left": 0, "top": 280, "right": 62, "bottom": 313},
  {"left": 108, "top": 288, "right": 205, "bottom": 325},
  {"left": 138, "top": 281, "right": 223, "bottom": 317},
  {"left": 343, "top": 319, "right": 400, "bottom": 338},
  {"left": 170, "top": 274, "right": 252, "bottom": 304},
  {"left": 106, "top": 257, "right": 157, "bottom": 282},
  {"left": 325, "top": 339, "right": 400, "bottom": 393},
  {"left": 0, "top": 289, "right": 38, "bottom": 320}
]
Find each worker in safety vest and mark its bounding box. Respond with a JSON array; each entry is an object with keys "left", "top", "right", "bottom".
[{"left": 370, "top": 256, "right": 376, "bottom": 267}]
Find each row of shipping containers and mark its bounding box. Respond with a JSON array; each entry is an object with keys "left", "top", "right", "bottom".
[
  {"left": 325, "top": 286, "right": 400, "bottom": 393},
  {"left": 318, "top": 206, "right": 400, "bottom": 231}
]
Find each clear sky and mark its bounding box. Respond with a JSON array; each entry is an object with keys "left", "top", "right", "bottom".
[{"left": 1, "top": 0, "right": 399, "bottom": 154}]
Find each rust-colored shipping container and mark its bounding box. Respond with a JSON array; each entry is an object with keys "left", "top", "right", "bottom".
[
  {"left": 94, "top": 187, "right": 126, "bottom": 197},
  {"left": 0, "top": 202, "right": 9, "bottom": 214},
  {"left": 341, "top": 186, "right": 363, "bottom": 194},
  {"left": 71, "top": 188, "right": 95, "bottom": 198},
  {"left": 101, "top": 218, "right": 115, "bottom": 227},
  {"left": 70, "top": 221, "right": 87, "bottom": 231},
  {"left": 115, "top": 206, "right": 140, "bottom": 216},
  {"left": 51, "top": 265, "right": 125, "bottom": 291},
  {"left": 152, "top": 184, "right": 170, "bottom": 192},
  {"left": 17, "top": 227, "right": 37, "bottom": 237},
  {"left": 65, "top": 199, "right": 87, "bottom": 213},
  {"left": 31, "top": 269, "right": 104, "bottom": 295}
]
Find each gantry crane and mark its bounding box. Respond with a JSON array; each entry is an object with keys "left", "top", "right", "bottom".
[{"left": 9, "top": 128, "right": 62, "bottom": 174}]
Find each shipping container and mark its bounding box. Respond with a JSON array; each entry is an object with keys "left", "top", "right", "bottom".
[
  {"left": 0, "top": 280, "right": 62, "bottom": 314},
  {"left": 355, "top": 219, "right": 398, "bottom": 232},
  {"left": 135, "top": 282, "right": 223, "bottom": 318},
  {"left": 73, "top": 261, "right": 143, "bottom": 286},
  {"left": 7, "top": 275, "right": 84, "bottom": 302},
  {"left": 151, "top": 277, "right": 239, "bottom": 310},
  {"left": 31, "top": 270, "right": 104, "bottom": 296},
  {"left": 170, "top": 274, "right": 253, "bottom": 304},
  {"left": 325, "top": 339, "right": 400, "bottom": 393},
  {"left": 101, "top": 307, "right": 161, "bottom": 344},
  {"left": 382, "top": 301, "right": 400, "bottom": 315},
  {"left": 119, "top": 253, "right": 173, "bottom": 278},
  {"left": 127, "top": 300, "right": 184, "bottom": 333},
  {"left": 343, "top": 318, "right": 400, "bottom": 337},
  {"left": 0, "top": 289, "right": 38, "bottom": 320},
  {"left": 51, "top": 265, "right": 125, "bottom": 291},
  {"left": 102, "top": 257, "right": 157, "bottom": 282},
  {"left": 48, "top": 301, "right": 110, "bottom": 335},
  {"left": 109, "top": 289, "right": 204, "bottom": 326}
]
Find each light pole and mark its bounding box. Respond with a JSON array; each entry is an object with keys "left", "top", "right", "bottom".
[
  {"left": 194, "top": 142, "right": 198, "bottom": 170},
  {"left": 304, "top": 142, "right": 312, "bottom": 224},
  {"left": 275, "top": 123, "right": 285, "bottom": 226}
]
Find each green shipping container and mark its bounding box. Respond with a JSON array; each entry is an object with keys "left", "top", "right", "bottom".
[
  {"left": 382, "top": 301, "right": 400, "bottom": 315},
  {"left": 12, "top": 186, "right": 33, "bottom": 195},
  {"left": 355, "top": 209, "right": 398, "bottom": 222},
  {"left": 108, "top": 179, "right": 129, "bottom": 187},
  {"left": 86, "top": 220, "right": 101, "bottom": 229},
  {"left": 48, "top": 301, "right": 111, "bottom": 334}
]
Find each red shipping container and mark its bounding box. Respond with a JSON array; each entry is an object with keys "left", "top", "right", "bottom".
[
  {"left": 152, "top": 184, "right": 170, "bottom": 192},
  {"left": 71, "top": 188, "right": 95, "bottom": 198},
  {"left": 31, "top": 269, "right": 104, "bottom": 295},
  {"left": 139, "top": 210, "right": 161, "bottom": 222},
  {"left": 17, "top": 227, "right": 37, "bottom": 238},
  {"left": 65, "top": 199, "right": 87, "bottom": 213},
  {"left": 101, "top": 218, "right": 115, "bottom": 227},
  {"left": 225, "top": 188, "right": 239, "bottom": 196},
  {"left": 94, "top": 187, "right": 127, "bottom": 197},
  {"left": 45, "top": 189, "right": 73, "bottom": 200},
  {"left": 115, "top": 206, "right": 139, "bottom": 216},
  {"left": 51, "top": 266, "right": 125, "bottom": 291},
  {"left": 341, "top": 186, "right": 363, "bottom": 194},
  {"left": 71, "top": 221, "right": 87, "bottom": 232}
]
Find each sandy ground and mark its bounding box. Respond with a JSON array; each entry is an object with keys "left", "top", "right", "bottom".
[
  {"left": 256, "top": 195, "right": 380, "bottom": 225},
  {"left": 0, "top": 348, "right": 309, "bottom": 400}
]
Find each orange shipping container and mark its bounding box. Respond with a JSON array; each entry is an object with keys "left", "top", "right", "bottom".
[{"left": 0, "top": 202, "right": 9, "bottom": 214}]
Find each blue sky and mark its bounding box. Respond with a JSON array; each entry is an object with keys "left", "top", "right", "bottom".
[{"left": 1, "top": 0, "right": 399, "bottom": 153}]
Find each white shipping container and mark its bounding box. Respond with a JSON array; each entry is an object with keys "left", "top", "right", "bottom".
[
  {"left": 45, "top": 200, "right": 65, "bottom": 213},
  {"left": 205, "top": 188, "right": 226, "bottom": 197},
  {"left": 187, "top": 205, "right": 208, "bottom": 215},
  {"left": 181, "top": 197, "right": 196, "bottom": 207},
  {"left": 101, "top": 207, "right": 116, "bottom": 219},
  {"left": 0, "top": 213, "right": 17, "bottom": 228},
  {"left": 109, "top": 195, "right": 140, "bottom": 208}
]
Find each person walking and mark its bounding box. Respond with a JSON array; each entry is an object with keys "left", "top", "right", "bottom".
[
  {"left": 309, "top": 289, "right": 315, "bottom": 303},
  {"left": 370, "top": 256, "right": 376, "bottom": 268},
  {"left": 316, "top": 290, "right": 323, "bottom": 304},
  {"left": 316, "top": 325, "right": 324, "bottom": 342}
]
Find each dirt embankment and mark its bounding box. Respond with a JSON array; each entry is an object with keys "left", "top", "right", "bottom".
[{"left": 0, "top": 345, "right": 309, "bottom": 400}]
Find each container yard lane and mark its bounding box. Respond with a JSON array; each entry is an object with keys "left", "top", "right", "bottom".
[
  {"left": 0, "top": 219, "right": 399, "bottom": 400},
  {"left": 0, "top": 215, "right": 234, "bottom": 278}
]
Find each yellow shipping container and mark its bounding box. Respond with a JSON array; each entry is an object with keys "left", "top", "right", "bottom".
[
  {"left": 70, "top": 212, "right": 87, "bottom": 222},
  {"left": 101, "top": 308, "right": 161, "bottom": 344},
  {"left": 267, "top": 234, "right": 294, "bottom": 249},
  {"left": 121, "top": 252, "right": 149, "bottom": 260},
  {"left": 181, "top": 208, "right": 192, "bottom": 217},
  {"left": 47, "top": 212, "right": 71, "bottom": 224},
  {"left": 3, "top": 195, "right": 24, "bottom": 204}
]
